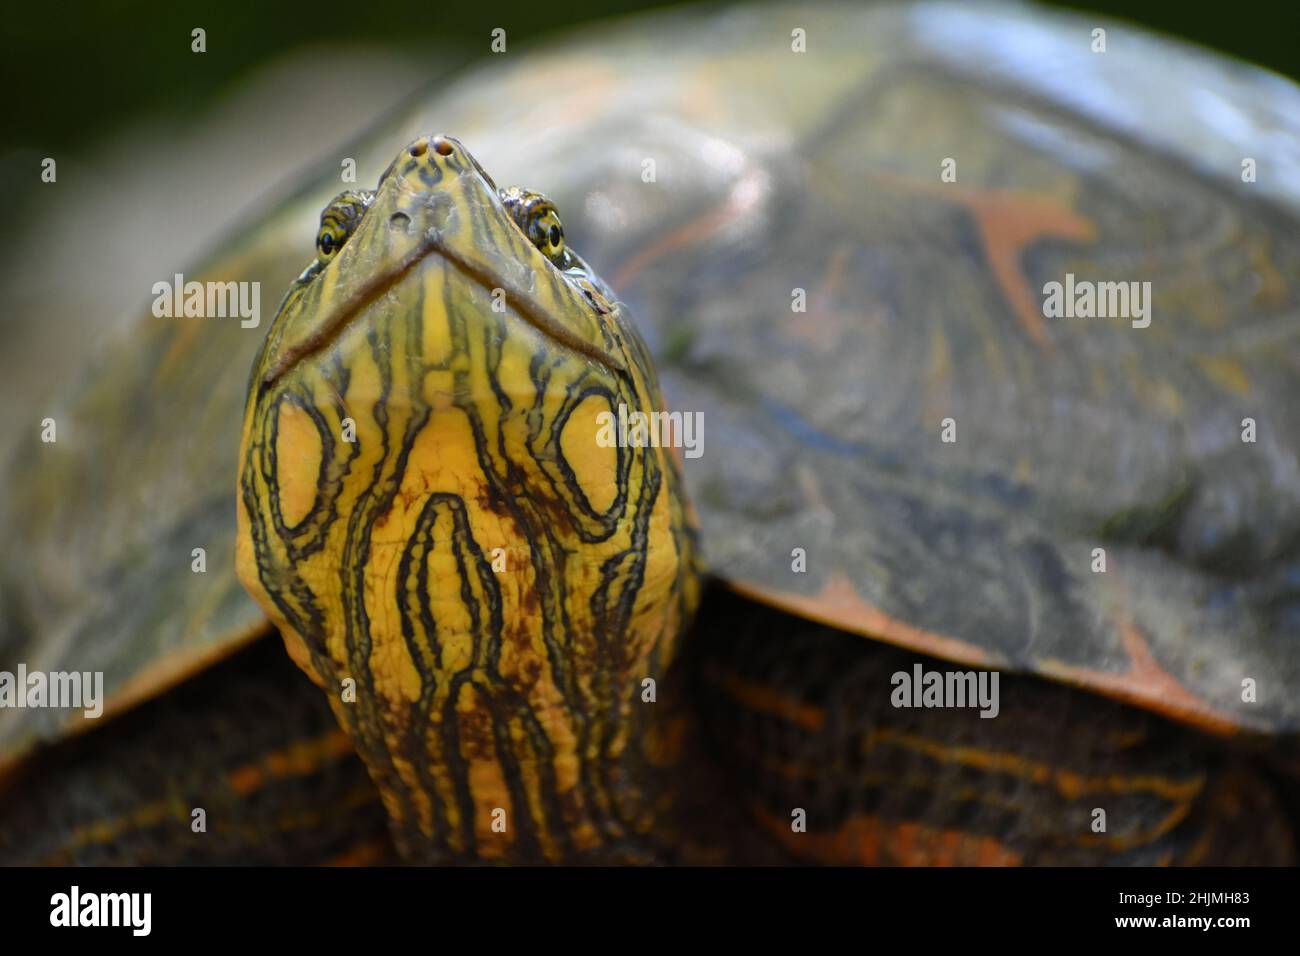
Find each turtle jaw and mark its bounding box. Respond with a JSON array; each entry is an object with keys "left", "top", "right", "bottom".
[
  {"left": 259, "top": 219, "right": 625, "bottom": 390},
  {"left": 258, "top": 135, "right": 623, "bottom": 391}
]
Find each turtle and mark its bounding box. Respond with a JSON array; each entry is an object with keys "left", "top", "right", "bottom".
[{"left": 3, "top": 0, "right": 1300, "bottom": 866}]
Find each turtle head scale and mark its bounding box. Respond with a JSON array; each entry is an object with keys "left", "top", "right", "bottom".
[{"left": 235, "top": 135, "right": 701, "bottom": 863}]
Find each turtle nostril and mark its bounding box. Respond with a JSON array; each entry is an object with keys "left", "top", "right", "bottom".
[
  {"left": 433, "top": 137, "right": 455, "bottom": 156},
  {"left": 409, "top": 138, "right": 428, "bottom": 157}
]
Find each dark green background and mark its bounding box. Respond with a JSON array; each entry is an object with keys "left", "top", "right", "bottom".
[{"left": 3, "top": 0, "right": 1299, "bottom": 155}]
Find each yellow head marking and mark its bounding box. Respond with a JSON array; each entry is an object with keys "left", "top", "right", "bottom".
[{"left": 236, "top": 135, "right": 700, "bottom": 863}]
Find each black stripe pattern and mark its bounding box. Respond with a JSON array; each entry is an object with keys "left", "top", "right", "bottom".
[{"left": 236, "top": 137, "right": 701, "bottom": 863}]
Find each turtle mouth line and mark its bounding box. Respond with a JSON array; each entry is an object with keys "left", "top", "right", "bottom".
[{"left": 262, "top": 232, "right": 622, "bottom": 389}]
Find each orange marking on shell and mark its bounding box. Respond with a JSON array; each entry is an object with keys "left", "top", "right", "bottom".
[
  {"left": 155, "top": 319, "right": 204, "bottom": 384},
  {"left": 609, "top": 168, "right": 769, "bottom": 290},
  {"left": 610, "top": 204, "right": 736, "bottom": 291},
  {"left": 644, "top": 713, "right": 690, "bottom": 768},
  {"left": 700, "top": 664, "right": 826, "bottom": 732},
  {"left": 226, "top": 728, "right": 357, "bottom": 797},
  {"left": 788, "top": 243, "right": 856, "bottom": 350},
  {"left": 893, "top": 821, "right": 919, "bottom": 865},
  {"left": 948, "top": 189, "right": 1096, "bottom": 351},
  {"left": 1039, "top": 619, "right": 1241, "bottom": 736},
  {"left": 870, "top": 170, "right": 1096, "bottom": 352},
  {"left": 755, "top": 805, "right": 1022, "bottom": 866},
  {"left": 976, "top": 835, "right": 1022, "bottom": 867},
  {"left": 745, "top": 572, "right": 1241, "bottom": 735},
  {"left": 869, "top": 727, "right": 1202, "bottom": 803},
  {"left": 0, "top": 617, "right": 272, "bottom": 780},
  {"left": 324, "top": 838, "right": 392, "bottom": 867},
  {"left": 733, "top": 572, "right": 993, "bottom": 667},
  {"left": 934, "top": 828, "right": 963, "bottom": 867},
  {"left": 152, "top": 253, "right": 258, "bottom": 383},
  {"left": 793, "top": 463, "right": 833, "bottom": 517}
]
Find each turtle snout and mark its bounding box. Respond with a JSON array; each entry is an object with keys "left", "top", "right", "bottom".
[{"left": 405, "top": 135, "right": 456, "bottom": 158}]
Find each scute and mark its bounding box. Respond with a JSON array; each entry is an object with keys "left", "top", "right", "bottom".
[
  {"left": 0, "top": 237, "right": 292, "bottom": 769},
  {"left": 374, "top": 1, "right": 1300, "bottom": 732}
]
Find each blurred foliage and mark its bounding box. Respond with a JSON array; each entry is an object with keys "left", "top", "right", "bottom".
[{"left": 2, "top": 0, "right": 1297, "bottom": 154}]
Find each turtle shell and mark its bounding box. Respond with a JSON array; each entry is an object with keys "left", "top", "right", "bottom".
[{"left": 4, "top": 1, "right": 1300, "bottom": 773}]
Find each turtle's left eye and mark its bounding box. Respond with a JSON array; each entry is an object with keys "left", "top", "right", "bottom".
[
  {"left": 500, "top": 187, "right": 571, "bottom": 268},
  {"left": 315, "top": 189, "right": 375, "bottom": 265},
  {"left": 529, "top": 207, "right": 567, "bottom": 266},
  {"left": 316, "top": 227, "right": 343, "bottom": 260}
]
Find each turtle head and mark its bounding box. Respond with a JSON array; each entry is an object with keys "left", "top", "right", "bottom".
[{"left": 236, "top": 136, "right": 700, "bottom": 862}]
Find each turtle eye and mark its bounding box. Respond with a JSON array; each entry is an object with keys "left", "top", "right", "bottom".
[
  {"left": 529, "top": 207, "right": 567, "bottom": 266},
  {"left": 316, "top": 227, "right": 342, "bottom": 260},
  {"left": 315, "top": 190, "right": 375, "bottom": 265},
  {"left": 500, "top": 187, "right": 571, "bottom": 268}
]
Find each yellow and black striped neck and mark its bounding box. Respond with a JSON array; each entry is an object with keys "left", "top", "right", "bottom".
[{"left": 236, "top": 136, "right": 701, "bottom": 862}]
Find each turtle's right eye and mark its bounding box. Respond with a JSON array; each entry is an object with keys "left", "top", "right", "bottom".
[{"left": 315, "top": 190, "right": 375, "bottom": 265}]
